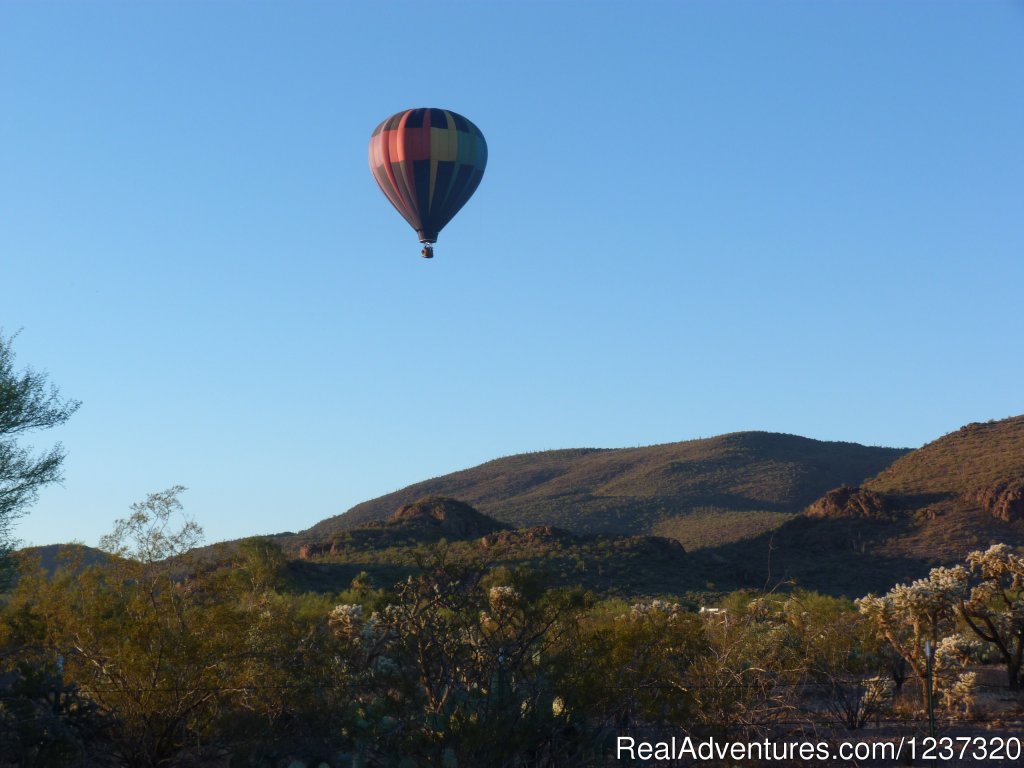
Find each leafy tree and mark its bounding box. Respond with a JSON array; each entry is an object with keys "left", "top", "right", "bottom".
[
  {"left": 216, "top": 588, "right": 342, "bottom": 766},
  {"left": 8, "top": 488, "right": 239, "bottom": 767},
  {"left": 97, "top": 484, "right": 201, "bottom": 565},
  {"left": 687, "top": 595, "right": 807, "bottom": 738},
  {"left": 233, "top": 536, "right": 288, "bottom": 595},
  {"left": 558, "top": 598, "right": 706, "bottom": 737},
  {"left": 782, "top": 591, "right": 890, "bottom": 729},
  {"left": 0, "top": 332, "right": 79, "bottom": 585}
]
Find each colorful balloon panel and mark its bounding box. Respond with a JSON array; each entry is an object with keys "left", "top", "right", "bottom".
[{"left": 368, "top": 108, "right": 487, "bottom": 244}]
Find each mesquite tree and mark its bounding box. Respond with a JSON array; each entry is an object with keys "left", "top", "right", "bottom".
[{"left": 0, "top": 331, "right": 79, "bottom": 585}]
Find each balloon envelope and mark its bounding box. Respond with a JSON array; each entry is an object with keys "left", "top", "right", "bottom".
[{"left": 368, "top": 108, "right": 487, "bottom": 244}]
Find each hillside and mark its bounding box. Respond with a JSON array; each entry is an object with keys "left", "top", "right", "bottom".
[
  {"left": 860, "top": 415, "right": 1024, "bottom": 563},
  {"left": 292, "top": 495, "right": 702, "bottom": 598},
  {"left": 716, "top": 415, "right": 1024, "bottom": 594},
  {"left": 865, "top": 416, "right": 1024, "bottom": 505},
  {"left": 304, "top": 431, "right": 908, "bottom": 542},
  {"left": 14, "top": 544, "right": 110, "bottom": 575}
]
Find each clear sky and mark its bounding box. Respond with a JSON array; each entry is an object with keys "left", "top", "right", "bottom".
[{"left": 4, "top": 1, "right": 1022, "bottom": 548}]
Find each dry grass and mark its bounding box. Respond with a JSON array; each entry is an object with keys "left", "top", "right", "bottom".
[
  {"left": 652, "top": 508, "right": 793, "bottom": 550},
  {"left": 867, "top": 416, "right": 1024, "bottom": 497}
]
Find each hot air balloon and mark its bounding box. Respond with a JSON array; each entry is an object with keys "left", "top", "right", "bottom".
[{"left": 368, "top": 108, "right": 487, "bottom": 259}]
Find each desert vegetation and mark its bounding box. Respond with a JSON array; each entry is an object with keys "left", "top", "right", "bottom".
[
  {"left": 651, "top": 508, "right": 791, "bottom": 551},
  {"left": 2, "top": 487, "right": 1023, "bottom": 767}
]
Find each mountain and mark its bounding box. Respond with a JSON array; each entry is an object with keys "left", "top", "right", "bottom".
[
  {"left": 30, "top": 420, "right": 1019, "bottom": 600},
  {"left": 717, "top": 415, "right": 1024, "bottom": 594},
  {"left": 304, "top": 432, "right": 908, "bottom": 542}
]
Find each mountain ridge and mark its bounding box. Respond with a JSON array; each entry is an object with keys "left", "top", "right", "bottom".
[
  {"left": 303, "top": 430, "right": 909, "bottom": 542},
  {"left": 21, "top": 416, "right": 1024, "bottom": 598}
]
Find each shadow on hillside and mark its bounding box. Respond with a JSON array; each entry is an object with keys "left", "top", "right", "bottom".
[
  {"left": 697, "top": 516, "right": 934, "bottom": 597},
  {"left": 892, "top": 491, "right": 958, "bottom": 510}
]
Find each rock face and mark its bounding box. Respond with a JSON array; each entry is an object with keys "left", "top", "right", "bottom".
[
  {"left": 804, "top": 485, "right": 894, "bottom": 520},
  {"left": 972, "top": 479, "right": 1024, "bottom": 522},
  {"left": 298, "top": 497, "right": 507, "bottom": 559},
  {"left": 482, "top": 525, "right": 578, "bottom": 549},
  {"left": 390, "top": 496, "right": 507, "bottom": 538}
]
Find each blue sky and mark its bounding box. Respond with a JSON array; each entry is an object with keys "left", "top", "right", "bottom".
[{"left": 4, "top": 1, "right": 1022, "bottom": 547}]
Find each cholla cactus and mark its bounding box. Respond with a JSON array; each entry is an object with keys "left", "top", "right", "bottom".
[
  {"left": 940, "top": 671, "right": 977, "bottom": 716},
  {"left": 746, "top": 596, "right": 777, "bottom": 620},
  {"left": 625, "top": 599, "right": 683, "bottom": 622},
  {"left": 864, "top": 675, "right": 896, "bottom": 707},
  {"left": 891, "top": 567, "right": 970, "bottom": 615},
  {"left": 966, "top": 544, "right": 1024, "bottom": 584},
  {"left": 488, "top": 585, "right": 521, "bottom": 612},
  {"left": 936, "top": 633, "right": 986, "bottom": 667},
  {"left": 857, "top": 567, "right": 967, "bottom": 709},
  {"left": 960, "top": 544, "right": 1024, "bottom": 689},
  {"left": 329, "top": 603, "right": 365, "bottom": 639},
  {"left": 479, "top": 587, "right": 523, "bottom": 634},
  {"left": 551, "top": 695, "right": 566, "bottom": 717}
]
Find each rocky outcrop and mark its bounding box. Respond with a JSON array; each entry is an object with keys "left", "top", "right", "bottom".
[
  {"left": 390, "top": 496, "right": 507, "bottom": 538},
  {"left": 298, "top": 497, "right": 507, "bottom": 560},
  {"left": 481, "top": 525, "right": 577, "bottom": 548},
  {"left": 298, "top": 541, "right": 339, "bottom": 560},
  {"left": 805, "top": 485, "right": 894, "bottom": 521},
  {"left": 972, "top": 479, "right": 1024, "bottom": 522}
]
